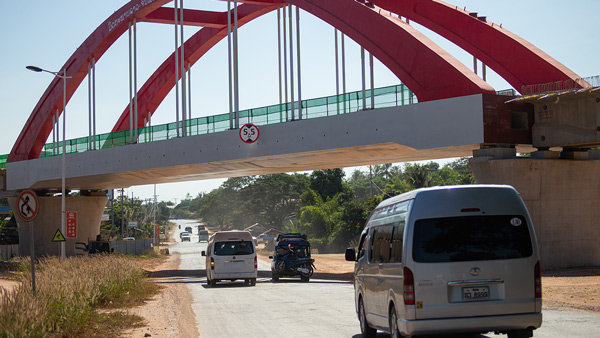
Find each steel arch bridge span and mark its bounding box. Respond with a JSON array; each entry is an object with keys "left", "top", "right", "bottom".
[
  {"left": 9, "top": 0, "right": 583, "bottom": 163},
  {"left": 112, "top": 0, "right": 495, "bottom": 132},
  {"left": 11, "top": 0, "right": 493, "bottom": 162}
]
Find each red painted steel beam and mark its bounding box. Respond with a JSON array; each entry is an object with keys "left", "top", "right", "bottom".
[
  {"left": 142, "top": 8, "right": 228, "bottom": 28},
  {"left": 372, "top": 0, "right": 586, "bottom": 92},
  {"left": 8, "top": 0, "right": 172, "bottom": 163},
  {"left": 112, "top": 3, "right": 280, "bottom": 132}
]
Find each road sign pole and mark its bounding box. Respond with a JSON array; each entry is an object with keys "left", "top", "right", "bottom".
[
  {"left": 29, "top": 221, "right": 36, "bottom": 296},
  {"left": 16, "top": 190, "right": 40, "bottom": 295}
]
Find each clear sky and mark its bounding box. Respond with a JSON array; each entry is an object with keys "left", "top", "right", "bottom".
[{"left": 1, "top": 0, "right": 598, "bottom": 203}]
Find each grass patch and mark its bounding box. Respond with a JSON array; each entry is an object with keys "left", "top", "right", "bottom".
[{"left": 0, "top": 254, "right": 161, "bottom": 338}]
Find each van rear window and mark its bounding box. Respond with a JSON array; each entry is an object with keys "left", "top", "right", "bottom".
[
  {"left": 413, "top": 215, "right": 533, "bottom": 263},
  {"left": 214, "top": 241, "right": 254, "bottom": 255}
]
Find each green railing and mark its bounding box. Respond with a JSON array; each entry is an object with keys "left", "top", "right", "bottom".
[{"left": 0, "top": 84, "right": 416, "bottom": 168}]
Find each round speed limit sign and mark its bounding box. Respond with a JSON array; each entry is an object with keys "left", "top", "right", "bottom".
[{"left": 239, "top": 123, "right": 259, "bottom": 144}]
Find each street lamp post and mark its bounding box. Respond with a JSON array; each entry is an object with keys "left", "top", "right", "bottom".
[{"left": 27, "top": 65, "right": 72, "bottom": 262}]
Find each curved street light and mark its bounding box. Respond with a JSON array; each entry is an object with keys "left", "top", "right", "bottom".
[{"left": 26, "top": 65, "right": 72, "bottom": 262}]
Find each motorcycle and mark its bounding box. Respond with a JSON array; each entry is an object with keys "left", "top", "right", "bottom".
[{"left": 271, "top": 239, "right": 316, "bottom": 282}]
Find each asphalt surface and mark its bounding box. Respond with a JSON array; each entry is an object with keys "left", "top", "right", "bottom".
[{"left": 170, "top": 220, "right": 600, "bottom": 338}]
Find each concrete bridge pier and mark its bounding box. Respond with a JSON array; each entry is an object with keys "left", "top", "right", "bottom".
[
  {"left": 8, "top": 193, "right": 108, "bottom": 257},
  {"left": 470, "top": 148, "right": 600, "bottom": 270}
]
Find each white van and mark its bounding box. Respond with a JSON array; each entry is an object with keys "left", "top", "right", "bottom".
[
  {"left": 198, "top": 230, "right": 209, "bottom": 242},
  {"left": 202, "top": 231, "right": 257, "bottom": 286},
  {"left": 345, "top": 185, "right": 542, "bottom": 338}
]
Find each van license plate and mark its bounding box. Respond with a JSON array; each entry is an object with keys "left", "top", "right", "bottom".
[{"left": 462, "top": 287, "right": 489, "bottom": 301}]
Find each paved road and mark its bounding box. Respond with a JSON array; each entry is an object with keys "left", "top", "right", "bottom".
[{"left": 170, "top": 220, "right": 600, "bottom": 338}]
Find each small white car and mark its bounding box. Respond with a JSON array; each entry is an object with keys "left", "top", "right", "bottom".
[{"left": 180, "top": 232, "right": 191, "bottom": 242}]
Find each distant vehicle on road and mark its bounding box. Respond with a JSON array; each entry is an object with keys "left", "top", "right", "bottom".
[
  {"left": 198, "top": 225, "right": 206, "bottom": 231},
  {"left": 185, "top": 226, "right": 193, "bottom": 233},
  {"left": 345, "top": 185, "right": 542, "bottom": 338},
  {"left": 198, "top": 230, "right": 209, "bottom": 242},
  {"left": 202, "top": 231, "right": 257, "bottom": 286},
  {"left": 181, "top": 232, "right": 192, "bottom": 242}
]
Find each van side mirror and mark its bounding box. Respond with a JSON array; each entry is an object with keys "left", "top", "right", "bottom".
[
  {"left": 345, "top": 248, "right": 356, "bottom": 261},
  {"left": 201, "top": 251, "right": 206, "bottom": 256}
]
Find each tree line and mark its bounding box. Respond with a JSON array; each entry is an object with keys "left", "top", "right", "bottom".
[{"left": 171, "top": 158, "right": 475, "bottom": 253}]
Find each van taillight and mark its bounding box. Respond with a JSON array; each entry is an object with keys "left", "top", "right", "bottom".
[
  {"left": 254, "top": 256, "right": 257, "bottom": 269},
  {"left": 461, "top": 208, "right": 480, "bottom": 212},
  {"left": 403, "top": 267, "right": 415, "bottom": 305},
  {"left": 210, "top": 257, "right": 215, "bottom": 270},
  {"left": 534, "top": 261, "right": 542, "bottom": 298}
]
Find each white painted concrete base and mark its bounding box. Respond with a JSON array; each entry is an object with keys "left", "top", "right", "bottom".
[
  {"left": 8, "top": 195, "right": 108, "bottom": 257},
  {"left": 470, "top": 157, "right": 600, "bottom": 270}
]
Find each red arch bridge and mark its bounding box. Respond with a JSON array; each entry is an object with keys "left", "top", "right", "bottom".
[{"left": 1, "top": 0, "right": 599, "bottom": 269}]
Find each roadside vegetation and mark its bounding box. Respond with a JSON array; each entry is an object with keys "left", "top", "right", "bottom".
[
  {"left": 0, "top": 254, "right": 160, "bottom": 338},
  {"left": 171, "top": 158, "right": 475, "bottom": 253}
]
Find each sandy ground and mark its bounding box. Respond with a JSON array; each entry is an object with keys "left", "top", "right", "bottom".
[
  {"left": 119, "top": 250, "right": 199, "bottom": 338},
  {"left": 1, "top": 251, "right": 598, "bottom": 337}
]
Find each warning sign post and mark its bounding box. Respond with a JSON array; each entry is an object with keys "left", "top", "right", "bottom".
[{"left": 52, "top": 229, "right": 66, "bottom": 242}]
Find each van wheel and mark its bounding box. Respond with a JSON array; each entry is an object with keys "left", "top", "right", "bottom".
[
  {"left": 250, "top": 278, "right": 257, "bottom": 286},
  {"left": 389, "top": 306, "right": 401, "bottom": 338},
  {"left": 210, "top": 279, "right": 217, "bottom": 287},
  {"left": 272, "top": 272, "right": 279, "bottom": 282},
  {"left": 301, "top": 276, "right": 310, "bottom": 282},
  {"left": 359, "top": 298, "right": 376, "bottom": 338}
]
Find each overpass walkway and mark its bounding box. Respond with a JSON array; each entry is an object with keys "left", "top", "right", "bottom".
[{"left": 1, "top": 84, "right": 424, "bottom": 168}]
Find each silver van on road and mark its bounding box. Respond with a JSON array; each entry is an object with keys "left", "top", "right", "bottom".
[
  {"left": 202, "top": 231, "right": 257, "bottom": 286},
  {"left": 345, "top": 185, "right": 542, "bottom": 338}
]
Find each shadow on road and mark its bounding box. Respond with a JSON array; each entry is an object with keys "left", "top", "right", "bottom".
[
  {"left": 145, "top": 268, "right": 352, "bottom": 285},
  {"left": 351, "top": 334, "right": 491, "bottom": 338}
]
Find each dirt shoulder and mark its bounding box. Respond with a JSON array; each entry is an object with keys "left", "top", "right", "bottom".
[
  {"left": 541, "top": 267, "right": 600, "bottom": 313},
  {"left": 119, "top": 249, "right": 199, "bottom": 338}
]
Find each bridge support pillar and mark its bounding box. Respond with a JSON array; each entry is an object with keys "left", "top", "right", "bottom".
[
  {"left": 470, "top": 150, "right": 600, "bottom": 270},
  {"left": 8, "top": 194, "right": 108, "bottom": 257}
]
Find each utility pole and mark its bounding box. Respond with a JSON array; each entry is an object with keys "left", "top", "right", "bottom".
[
  {"left": 119, "top": 188, "right": 125, "bottom": 238},
  {"left": 110, "top": 189, "right": 115, "bottom": 237},
  {"left": 154, "top": 184, "right": 158, "bottom": 246}
]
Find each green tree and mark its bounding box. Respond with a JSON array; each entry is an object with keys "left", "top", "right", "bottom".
[
  {"left": 241, "top": 173, "right": 309, "bottom": 229},
  {"left": 310, "top": 169, "right": 346, "bottom": 201}
]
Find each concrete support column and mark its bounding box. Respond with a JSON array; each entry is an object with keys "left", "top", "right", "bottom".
[
  {"left": 9, "top": 194, "right": 108, "bottom": 257},
  {"left": 470, "top": 154, "right": 600, "bottom": 270}
]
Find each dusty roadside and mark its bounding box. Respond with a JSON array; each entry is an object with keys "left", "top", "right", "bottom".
[{"left": 119, "top": 249, "right": 199, "bottom": 338}]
